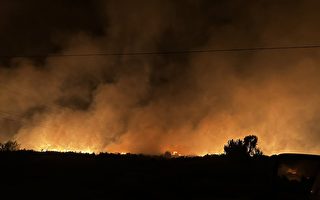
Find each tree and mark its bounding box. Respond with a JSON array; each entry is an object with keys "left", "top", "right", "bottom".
[
  {"left": 0, "top": 140, "right": 20, "bottom": 151},
  {"left": 163, "top": 151, "right": 172, "bottom": 158},
  {"left": 224, "top": 135, "right": 263, "bottom": 158},
  {"left": 243, "top": 135, "right": 260, "bottom": 157}
]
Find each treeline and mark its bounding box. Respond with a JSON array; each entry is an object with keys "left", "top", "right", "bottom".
[{"left": 0, "top": 134, "right": 264, "bottom": 158}]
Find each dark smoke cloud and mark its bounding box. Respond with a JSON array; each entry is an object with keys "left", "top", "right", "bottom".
[{"left": 1, "top": 0, "right": 320, "bottom": 155}]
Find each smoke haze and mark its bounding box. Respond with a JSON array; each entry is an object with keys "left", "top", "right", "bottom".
[{"left": 1, "top": 0, "right": 320, "bottom": 155}]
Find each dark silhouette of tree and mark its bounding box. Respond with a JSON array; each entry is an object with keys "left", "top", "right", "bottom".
[
  {"left": 243, "top": 135, "right": 263, "bottom": 157},
  {"left": 0, "top": 140, "right": 20, "bottom": 151},
  {"left": 163, "top": 151, "right": 172, "bottom": 158},
  {"left": 224, "top": 135, "right": 263, "bottom": 158}
]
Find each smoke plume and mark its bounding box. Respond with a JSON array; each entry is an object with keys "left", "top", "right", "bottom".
[{"left": 1, "top": 0, "right": 320, "bottom": 155}]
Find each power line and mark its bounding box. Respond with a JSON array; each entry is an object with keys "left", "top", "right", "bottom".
[{"left": 1, "top": 44, "right": 320, "bottom": 59}]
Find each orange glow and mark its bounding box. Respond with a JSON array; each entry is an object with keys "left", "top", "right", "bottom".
[
  {"left": 5, "top": 42, "right": 320, "bottom": 157},
  {"left": 5, "top": 54, "right": 320, "bottom": 156},
  {"left": 287, "top": 168, "right": 297, "bottom": 175}
]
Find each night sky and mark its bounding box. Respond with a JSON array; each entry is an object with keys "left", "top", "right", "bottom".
[{"left": 1, "top": 0, "right": 320, "bottom": 155}]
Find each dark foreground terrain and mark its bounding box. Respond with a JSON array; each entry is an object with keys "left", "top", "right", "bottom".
[{"left": 0, "top": 151, "right": 319, "bottom": 200}]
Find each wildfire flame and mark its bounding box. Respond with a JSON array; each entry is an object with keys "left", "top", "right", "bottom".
[
  {"left": 38, "top": 144, "right": 95, "bottom": 154},
  {"left": 172, "top": 151, "right": 182, "bottom": 157}
]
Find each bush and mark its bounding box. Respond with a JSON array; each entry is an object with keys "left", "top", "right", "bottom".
[
  {"left": 0, "top": 140, "right": 20, "bottom": 151},
  {"left": 224, "top": 135, "right": 263, "bottom": 158}
]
